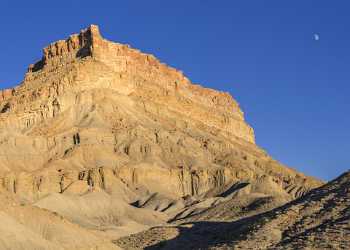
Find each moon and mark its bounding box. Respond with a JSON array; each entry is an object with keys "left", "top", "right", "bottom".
[{"left": 314, "top": 33, "right": 320, "bottom": 41}]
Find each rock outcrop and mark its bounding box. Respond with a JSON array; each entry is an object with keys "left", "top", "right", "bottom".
[
  {"left": 0, "top": 25, "right": 320, "bottom": 202},
  {"left": 0, "top": 25, "right": 324, "bottom": 249},
  {"left": 117, "top": 170, "right": 350, "bottom": 249}
]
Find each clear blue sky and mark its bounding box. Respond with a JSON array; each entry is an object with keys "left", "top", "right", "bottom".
[{"left": 1, "top": 1, "right": 349, "bottom": 181}]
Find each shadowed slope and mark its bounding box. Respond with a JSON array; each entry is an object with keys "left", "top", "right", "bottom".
[{"left": 115, "top": 171, "right": 350, "bottom": 249}]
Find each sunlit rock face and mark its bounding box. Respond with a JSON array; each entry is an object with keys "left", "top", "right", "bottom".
[{"left": 0, "top": 25, "right": 320, "bottom": 203}]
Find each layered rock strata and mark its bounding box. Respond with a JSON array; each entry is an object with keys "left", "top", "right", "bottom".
[{"left": 0, "top": 25, "right": 321, "bottom": 204}]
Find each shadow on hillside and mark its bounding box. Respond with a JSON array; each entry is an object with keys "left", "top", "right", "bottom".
[
  {"left": 144, "top": 219, "right": 250, "bottom": 250},
  {"left": 143, "top": 181, "right": 336, "bottom": 250},
  {"left": 219, "top": 182, "right": 249, "bottom": 198}
]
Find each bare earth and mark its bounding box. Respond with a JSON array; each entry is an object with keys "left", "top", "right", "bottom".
[
  {"left": 0, "top": 25, "right": 344, "bottom": 250},
  {"left": 116, "top": 171, "right": 350, "bottom": 249}
]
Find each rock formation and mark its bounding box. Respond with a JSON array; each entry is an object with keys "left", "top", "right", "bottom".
[
  {"left": 117, "top": 170, "right": 350, "bottom": 249},
  {"left": 0, "top": 25, "right": 324, "bottom": 249}
]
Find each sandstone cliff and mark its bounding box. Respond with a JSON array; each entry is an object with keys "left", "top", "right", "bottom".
[
  {"left": 0, "top": 25, "right": 320, "bottom": 201},
  {"left": 0, "top": 25, "right": 323, "bottom": 249}
]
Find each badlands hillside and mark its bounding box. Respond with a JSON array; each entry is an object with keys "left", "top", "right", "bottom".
[
  {"left": 0, "top": 25, "right": 325, "bottom": 249},
  {"left": 117, "top": 171, "right": 350, "bottom": 249}
]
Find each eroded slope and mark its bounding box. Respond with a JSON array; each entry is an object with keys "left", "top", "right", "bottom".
[
  {"left": 116, "top": 171, "right": 350, "bottom": 249},
  {"left": 0, "top": 25, "right": 324, "bottom": 249}
]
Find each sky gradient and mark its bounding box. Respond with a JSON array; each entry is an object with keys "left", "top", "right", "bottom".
[{"left": 1, "top": 1, "right": 349, "bottom": 181}]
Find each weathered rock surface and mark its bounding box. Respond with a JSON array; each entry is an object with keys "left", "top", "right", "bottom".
[
  {"left": 0, "top": 25, "right": 324, "bottom": 249},
  {"left": 0, "top": 191, "right": 121, "bottom": 250},
  {"left": 115, "top": 171, "right": 350, "bottom": 249},
  {"left": 0, "top": 25, "right": 320, "bottom": 200}
]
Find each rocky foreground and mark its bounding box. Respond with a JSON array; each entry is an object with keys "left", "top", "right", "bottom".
[
  {"left": 116, "top": 171, "right": 350, "bottom": 249},
  {"left": 0, "top": 25, "right": 334, "bottom": 249}
]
